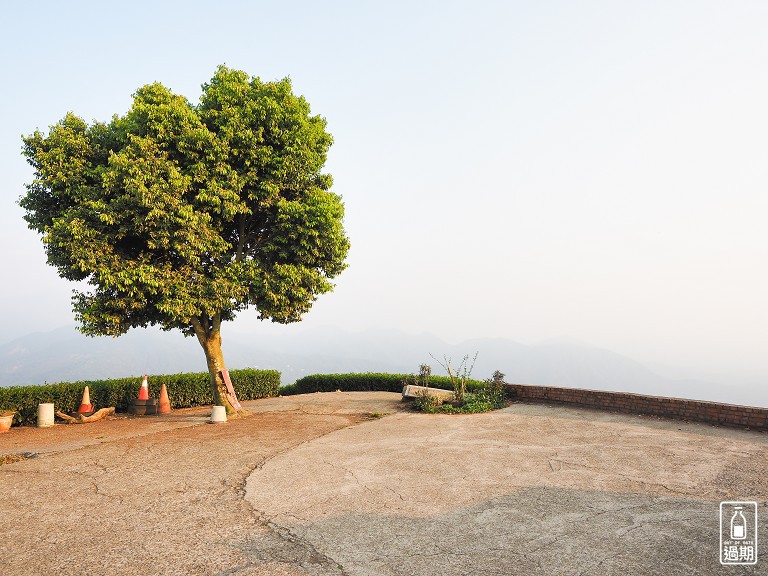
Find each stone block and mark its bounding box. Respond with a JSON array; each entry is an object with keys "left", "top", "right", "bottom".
[{"left": 402, "top": 385, "right": 455, "bottom": 402}]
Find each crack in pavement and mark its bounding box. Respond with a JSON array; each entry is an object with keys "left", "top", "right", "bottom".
[{"left": 234, "top": 412, "right": 387, "bottom": 575}]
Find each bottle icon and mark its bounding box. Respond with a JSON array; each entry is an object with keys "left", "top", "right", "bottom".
[{"left": 731, "top": 506, "right": 747, "bottom": 540}]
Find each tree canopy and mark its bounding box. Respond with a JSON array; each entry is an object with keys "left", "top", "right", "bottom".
[{"left": 20, "top": 66, "right": 350, "bottom": 412}]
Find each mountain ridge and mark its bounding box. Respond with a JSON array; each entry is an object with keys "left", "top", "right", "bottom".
[{"left": 0, "top": 325, "right": 762, "bottom": 408}]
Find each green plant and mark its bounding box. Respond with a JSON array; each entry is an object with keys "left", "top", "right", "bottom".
[
  {"left": 412, "top": 391, "right": 503, "bottom": 414},
  {"left": 479, "top": 370, "right": 506, "bottom": 408},
  {"left": 401, "top": 373, "right": 417, "bottom": 391},
  {"left": 460, "top": 392, "right": 501, "bottom": 413},
  {"left": 486, "top": 370, "right": 505, "bottom": 391},
  {"left": 418, "top": 364, "right": 431, "bottom": 388},
  {"left": 412, "top": 391, "right": 445, "bottom": 412},
  {"left": 431, "top": 352, "right": 478, "bottom": 403}
]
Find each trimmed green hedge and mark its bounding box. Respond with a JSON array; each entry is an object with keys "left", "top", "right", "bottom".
[
  {"left": 0, "top": 368, "right": 280, "bottom": 426},
  {"left": 280, "top": 372, "right": 485, "bottom": 396}
]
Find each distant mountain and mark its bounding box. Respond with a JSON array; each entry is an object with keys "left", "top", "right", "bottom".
[
  {"left": 0, "top": 325, "right": 422, "bottom": 387},
  {"left": 0, "top": 325, "right": 763, "bottom": 407},
  {"left": 0, "top": 326, "right": 204, "bottom": 386}
]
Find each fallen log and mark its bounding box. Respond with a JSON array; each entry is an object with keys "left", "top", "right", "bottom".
[{"left": 55, "top": 407, "right": 116, "bottom": 424}]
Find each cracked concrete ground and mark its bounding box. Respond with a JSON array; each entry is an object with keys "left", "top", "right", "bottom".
[{"left": 2, "top": 392, "right": 767, "bottom": 575}]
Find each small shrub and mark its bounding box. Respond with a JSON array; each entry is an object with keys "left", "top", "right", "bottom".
[
  {"left": 460, "top": 393, "right": 500, "bottom": 413},
  {"left": 418, "top": 364, "right": 431, "bottom": 388},
  {"left": 486, "top": 370, "right": 505, "bottom": 393},
  {"left": 478, "top": 370, "right": 507, "bottom": 410},
  {"left": 401, "top": 373, "right": 417, "bottom": 391},
  {"left": 431, "top": 352, "right": 478, "bottom": 403},
  {"left": 412, "top": 391, "right": 445, "bottom": 412}
]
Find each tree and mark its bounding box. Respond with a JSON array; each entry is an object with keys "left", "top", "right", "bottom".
[{"left": 20, "top": 66, "right": 350, "bottom": 416}]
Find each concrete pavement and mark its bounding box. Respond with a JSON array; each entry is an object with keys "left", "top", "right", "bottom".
[{"left": 2, "top": 392, "right": 766, "bottom": 575}]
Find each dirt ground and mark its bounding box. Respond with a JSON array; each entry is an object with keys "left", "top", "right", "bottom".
[{"left": 2, "top": 392, "right": 767, "bottom": 575}]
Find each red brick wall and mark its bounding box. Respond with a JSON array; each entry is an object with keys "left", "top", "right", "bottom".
[{"left": 504, "top": 383, "right": 768, "bottom": 430}]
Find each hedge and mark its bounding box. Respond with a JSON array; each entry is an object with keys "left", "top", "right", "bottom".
[
  {"left": 280, "top": 372, "right": 485, "bottom": 396},
  {"left": 0, "top": 368, "right": 280, "bottom": 426}
]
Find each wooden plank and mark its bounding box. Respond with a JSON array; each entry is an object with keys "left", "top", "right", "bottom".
[{"left": 219, "top": 369, "right": 243, "bottom": 411}]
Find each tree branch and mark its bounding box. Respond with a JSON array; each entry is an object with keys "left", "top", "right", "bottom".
[
  {"left": 190, "top": 317, "right": 207, "bottom": 347},
  {"left": 56, "top": 407, "right": 115, "bottom": 424},
  {"left": 235, "top": 214, "right": 259, "bottom": 263},
  {"left": 235, "top": 214, "right": 246, "bottom": 262}
]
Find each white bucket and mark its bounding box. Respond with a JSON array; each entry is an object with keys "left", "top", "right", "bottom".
[
  {"left": 38, "top": 403, "right": 55, "bottom": 428},
  {"left": 210, "top": 405, "right": 227, "bottom": 424}
]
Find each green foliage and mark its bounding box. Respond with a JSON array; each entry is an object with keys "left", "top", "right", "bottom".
[
  {"left": 412, "top": 392, "right": 444, "bottom": 412},
  {"left": 412, "top": 390, "right": 506, "bottom": 414},
  {"left": 19, "top": 64, "right": 349, "bottom": 342},
  {"left": 482, "top": 370, "right": 506, "bottom": 407},
  {"left": 431, "top": 353, "right": 478, "bottom": 403},
  {"left": 418, "top": 364, "right": 431, "bottom": 387},
  {"left": 280, "top": 373, "right": 484, "bottom": 396},
  {"left": 400, "top": 373, "right": 417, "bottom": 390},
  {"left": 412, "top": 368, "right": 508, "bottom": 414},
  {"left": 0, "top": 368, "right": 279, "bottom": 426}
]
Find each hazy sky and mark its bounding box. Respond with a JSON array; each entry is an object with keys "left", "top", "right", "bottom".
[{"left": 0, "top": 1, "right": 766, "bottom": 387}]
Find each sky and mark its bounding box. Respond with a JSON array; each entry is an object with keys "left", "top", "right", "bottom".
[{"left": 0, "top": 1, "right": 766, "bottom": 389}]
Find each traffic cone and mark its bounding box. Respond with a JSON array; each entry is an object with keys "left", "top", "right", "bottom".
[
  {"left": 158, "top": 383, "right": 171, "bottom": 414},
  {"left": 138, "top": 375, "right": 150, "bottom": 400},
  {"left": 77, "top": 386, "right": 94, "bottom": 413}
]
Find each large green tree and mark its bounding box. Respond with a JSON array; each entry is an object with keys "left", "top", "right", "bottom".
[{"left": 20, "top": 66, "right": 350, "bottom": 415}]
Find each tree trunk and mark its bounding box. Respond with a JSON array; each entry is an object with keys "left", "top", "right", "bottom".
[{"left": 192, "top": 316, "right": 248, "bottom": 418}]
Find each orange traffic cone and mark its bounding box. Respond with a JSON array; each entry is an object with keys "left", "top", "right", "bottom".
[
  {"left": 158, "top": 383, "right": 171, "bottom": 414},
  {"left": 138, "top": 375, "right": 150, "bottom": 400},
  {"left": 77, "top": 386, "right": 94, "bottom": 413}
]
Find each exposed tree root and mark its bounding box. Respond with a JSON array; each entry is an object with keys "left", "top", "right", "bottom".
[{"left": 55, "top": 407, "right": 116, "bottom": 424}]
